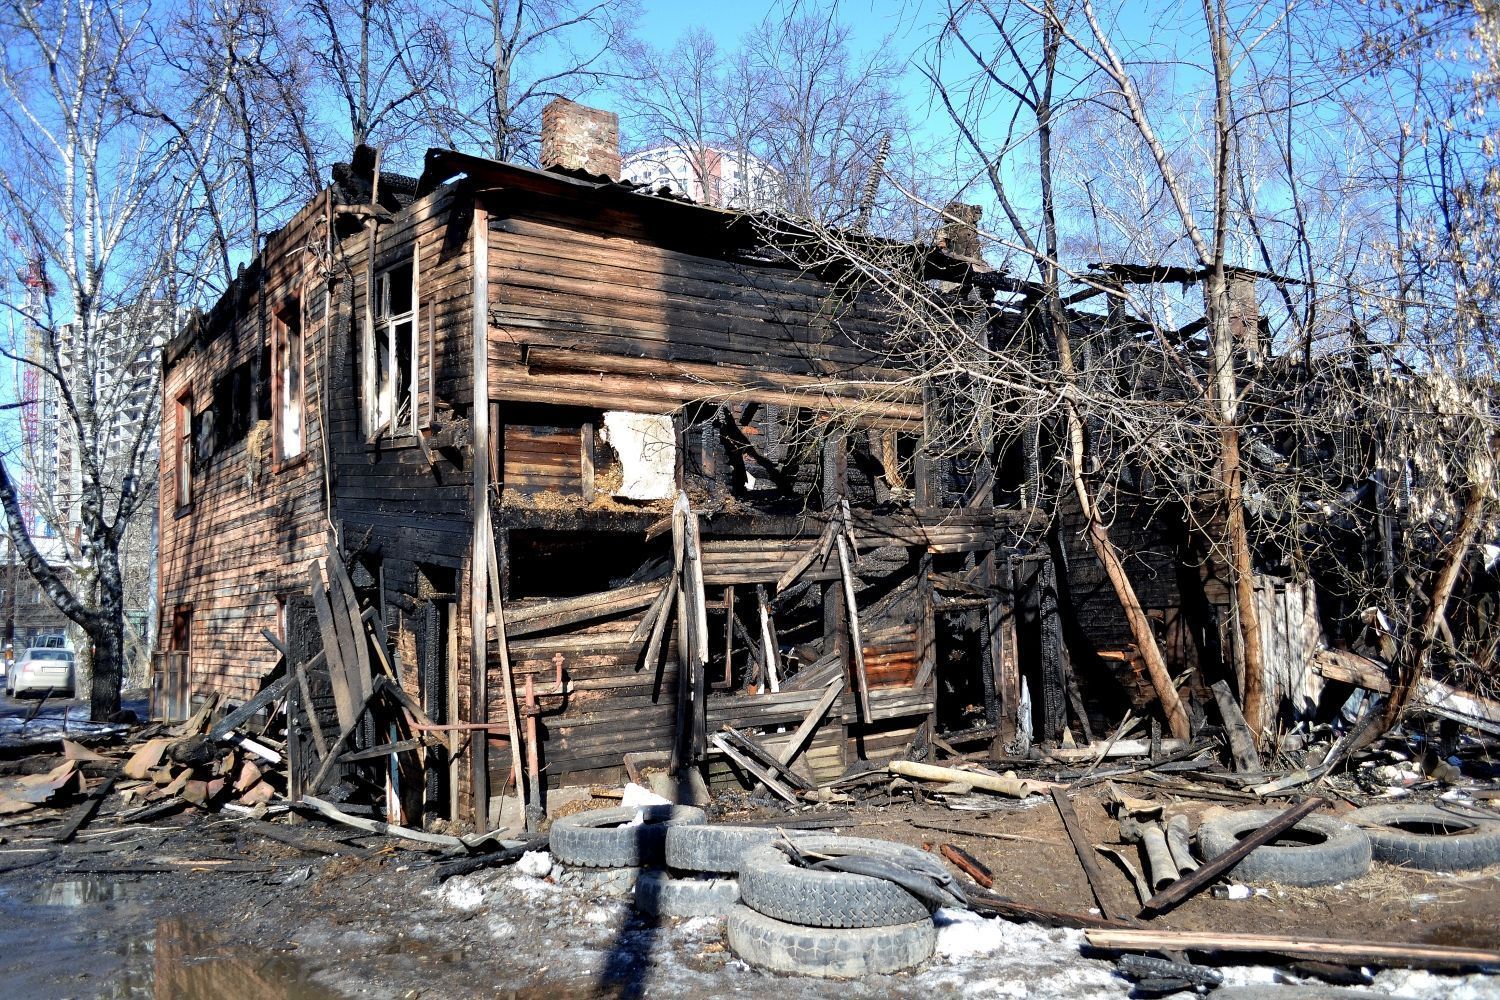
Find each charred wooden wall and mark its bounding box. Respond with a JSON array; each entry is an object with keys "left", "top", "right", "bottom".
[{"left": 158, "top": 193, "right": 335, "bottom": 702}]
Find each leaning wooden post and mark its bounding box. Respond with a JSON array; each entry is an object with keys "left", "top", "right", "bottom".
[{"left": 837, "top": 522, "right": 871, "bottom": 722}]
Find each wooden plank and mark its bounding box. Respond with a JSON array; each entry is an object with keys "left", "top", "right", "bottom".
[
  {"left": 307, "top": 679, "right": 388, "bottom": 794},
  {"left": 756, "top": 584, "right": 780, "bottom": 692},
  {"left": 709, "top": 733, "right": 799, "bottom": 804},
  {"left": 940, "top": 843, "right": 993, "bottom": 888},
  {"left": 341, "top": 738, "right": 422, "bottom": 763},
  {"left": 719, "top": 725, "right": 813, "bottom": 790},
  {"left": 1211, "top": 680, "right": 1262, "bottom": 774},
  {"left": 775, "top": 676, "right": 844, "bottom": 767},
  {"left": 52, "top": 773, "right": 118, "bottom": 844},
  {"left": 1139, "top": 798, "right": 1324, "bottom": 917},
  {"left": 1084, "top": 928, "right": 1500, "bottom": 971},
  {"left": 210, "top": 672, "right": 294, "bottom": 739},
  {"left": 836, "top": 533, "right": 871, "bottom": 721},
  {"left": 628, "top": 580, "right": 675, "bottom": 645},
  {"left": 505, "top": 581, "right": 663, "bottom": 636},
  {"left": 1052, "top": 788, "right": 1132, "bottom": 923},
  {"left": 774, "top": 520, "right": 837, "bottom": 593},
  {"left": 299, "top": 794, "right": 464, "bottom": 849},
  {"left": 1312, "top": 648, "right": 1392, "bottom": 694},
  {"left": 308, "top": 560, "right": 358, "bottom": 733},
  {"left": 296, "top": 663, "right": 330, "bottom": 761},
  {"left": 469, "top": 202, "right": 492, "bottom": 831},
  {"left": 325, "top": 552, "right": 374, "bottom": 707}
]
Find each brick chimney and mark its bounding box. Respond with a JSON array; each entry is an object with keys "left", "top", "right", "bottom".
[
  {"left": 540, "top": 98, "right": 620, "bottom": 181},
  {"left": 1225, "top": 270, "right": 1261, "bottom": 363},
  {"left": 938, "top": 202, "right": 983, "bottom": 262}
]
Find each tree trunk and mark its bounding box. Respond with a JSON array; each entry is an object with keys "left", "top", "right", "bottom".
[
  {"left": 1380, "top": 478, "right": 1487, "bottom": 734},
  {"left": 1204, "top": 270, "right": 1266, "bottom": 745}
]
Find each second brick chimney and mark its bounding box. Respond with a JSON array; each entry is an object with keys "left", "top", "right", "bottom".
[{"left": 540, "top": 98, "right": 621, "bottom": 182}]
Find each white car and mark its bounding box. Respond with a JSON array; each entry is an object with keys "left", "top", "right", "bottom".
[{"left": 7, "top": 648, "right": 76, "bottom": 697}]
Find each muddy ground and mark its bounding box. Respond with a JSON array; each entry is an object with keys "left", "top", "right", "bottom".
[{"left": 0, "top": 787, "right": 1497, "bottom": 999}]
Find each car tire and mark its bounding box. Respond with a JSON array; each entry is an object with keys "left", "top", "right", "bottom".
[
  {"left": 549, "top": 805, "right": 706, "bottom": 869},
  {"left": 665, "top": 824, "right": 781, "bottom": 874},
  {"left": 634, "top": 869, "right": 740, "bottom": 917},
  {"left": 726, "top": 904, "right": 935, "bottom": 978},
  {"left": 1346, "top": 803, "right": 1500, "bottom": 871},
  {"left": 1197, "top": 809, "right": 1371, "bottom": 886},
  {"left": 738, "top": 835, "right": 935, "bottom": 928}
]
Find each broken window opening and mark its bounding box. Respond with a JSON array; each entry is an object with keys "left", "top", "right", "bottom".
[
  {"left": 274, "top": 293, "right": 304, "bottom": 462},
  {"left": 507, "top": 530, "right": 660, "bottom": 599},
  {"left": 174, "top": 390, "right": 193, "bottom": 510},
  {"left": 367, "top": 258, "right": 416, "bottom": 440}
]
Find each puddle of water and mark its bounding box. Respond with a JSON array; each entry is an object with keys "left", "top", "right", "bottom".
[
  {"left": 33, "top": 876, "right": 134, "bottom": 906},
  {"left": 109, "top": 919, "right": 344, "bottom": 1000}
]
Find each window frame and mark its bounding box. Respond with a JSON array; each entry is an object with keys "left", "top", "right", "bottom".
[
  {"left": 364, "top": 252, "right": 419, "bottom": 442},
  {"left": 174, "top": 389, "right": 193, "bottom": 513},
  {"left": 272, "top": 291, "right": 306, "bottom": 468}
]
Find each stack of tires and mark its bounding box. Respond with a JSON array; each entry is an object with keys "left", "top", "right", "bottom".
[
  {"left": 726, "top": 834, "right": 943, "bottom": 979},
  {"left": 631, "top": 823, "right": 785, "bottom": 917},
  {"left": 548, "top": 804, "right": 708, "bottom": 897}
]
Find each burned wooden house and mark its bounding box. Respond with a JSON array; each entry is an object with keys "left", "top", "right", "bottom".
[{"left": 156, "top": 99, "right": 1213, "bottom": 831}]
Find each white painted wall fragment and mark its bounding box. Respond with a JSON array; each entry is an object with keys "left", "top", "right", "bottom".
[{"left": 601, "top": 412, "right": 676, "bottom": 500}]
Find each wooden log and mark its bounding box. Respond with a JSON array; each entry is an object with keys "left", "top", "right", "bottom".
[
  {"left": 1139, "top": 798, "right": 1324, "bottom": 917},
  {"left": 1083, "top": 928, "right": 1500, "bottom": 971},
  {"left": 1052, "top": 787, "right": 1132, "bottom": 923},
  {"left": 940, "top": 843, "right": 993, "bottom": 888},
  {"left": 888, "top": 759, "right": 1048, "bottom": 797},
  {"left": 1211, "top": 680, "right": 1262, "bottom": 774}
]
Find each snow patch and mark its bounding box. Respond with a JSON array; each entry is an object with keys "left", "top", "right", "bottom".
[
  {"left": 933, "top": 907, "right": 1007, "bottom": 958},
  {"left": 620, "top": 782, "right": 672, "bottom": 808},
  {"left": 432, "top": 878, "right": 486, "bottom": 911},
  {"left": 920, "top": 914, "right": 1120, "bottom": 998},
  {"left": 516, "top": 850, "right": 552, "bottom": 878}
]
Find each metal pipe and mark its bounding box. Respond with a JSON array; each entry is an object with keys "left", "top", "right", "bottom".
[
  {"left": 1141, "top": 822, "right": 1180, "bottom": 891},
  {"left": 1166, "top": 814, "right": 1199, "bottom": 873}
]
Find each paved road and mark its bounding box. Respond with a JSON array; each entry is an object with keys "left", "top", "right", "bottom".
[{"left": 0, "top": 687, "right": 149, "bottom": 747}]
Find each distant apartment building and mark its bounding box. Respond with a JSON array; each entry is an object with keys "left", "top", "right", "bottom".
[
  {"left": 33, "top": 303, "right": 171, "bottom": 541},
  {"left": 621, "top": 145, "right": 782, "bottom": 212}
]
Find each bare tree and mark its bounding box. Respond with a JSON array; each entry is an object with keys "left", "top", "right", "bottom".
[
  {"left": 0, "top": 0, "right": 235, "bottom": 718},
  {"left": 441, "top": 0, "right": 639, "bottom": 163},
  {"left": 619, "top": 2, "right": 931, "bottom": 232}
]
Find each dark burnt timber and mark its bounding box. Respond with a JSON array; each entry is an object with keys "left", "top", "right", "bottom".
[{"left": 158, "top": 96, "right": 1037, "bottom": 833}]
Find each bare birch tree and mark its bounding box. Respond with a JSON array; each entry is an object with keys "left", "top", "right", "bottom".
[{"left": 0, "top": 0, "right": 237, "bottom": 718}]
